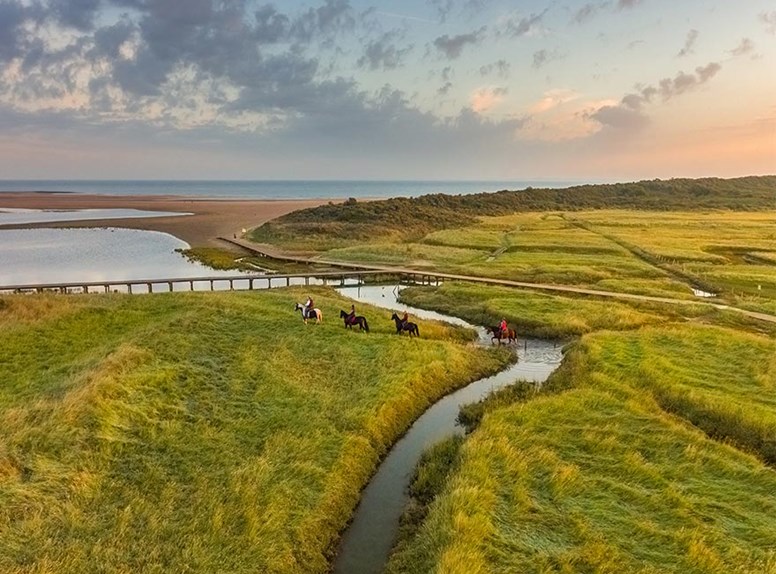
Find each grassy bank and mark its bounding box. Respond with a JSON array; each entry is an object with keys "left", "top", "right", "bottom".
[
  {"left": 385, "top": 314, "right": 776, "bottom": 573},
  {"left": 397, "top": 282, "right": 702, "bottom": 339},
  {"left": 0, "top": 288, "right": 509, "bottom": 573},
  {"left": 559, "top": 324, "right": 776, "bottom": 464},
  {"left": 386, "top": 388, "right": 776, "bottom": 574}
]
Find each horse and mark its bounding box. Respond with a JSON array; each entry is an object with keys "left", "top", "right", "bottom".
[
  {"left": 340, "top": 310, "right": 369, "bottom": 332},
  {"left": 487, "top": 325, "right": 517, "bottom": 345},
  {"left": 295, "top": 303, "right": 322, "bottom": 324},
  {"left": 391, "top": 313, "right": 420, "bottom": 337}
]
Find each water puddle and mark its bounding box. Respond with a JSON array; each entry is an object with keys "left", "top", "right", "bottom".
[{"left": 334, "top": 285, "right": 563, "bottom": 574}]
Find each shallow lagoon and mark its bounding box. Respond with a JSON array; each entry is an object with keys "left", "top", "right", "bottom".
[{"left": 0, "top": 227, "right": 240, "bottom": 287}]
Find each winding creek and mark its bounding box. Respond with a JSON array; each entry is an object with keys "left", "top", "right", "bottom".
[{"left": 334, "top": 285, "right": 564, "bottom": 574}]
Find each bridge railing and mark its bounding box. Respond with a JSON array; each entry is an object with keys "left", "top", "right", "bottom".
[{"left": 0, "top": 270, "right": 442, "bottom": 295}]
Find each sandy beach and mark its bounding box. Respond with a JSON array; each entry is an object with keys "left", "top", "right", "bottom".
[{"left": 0, "top": 192, "right": 333, "bottom": 247}]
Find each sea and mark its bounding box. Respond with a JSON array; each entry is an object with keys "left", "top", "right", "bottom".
[{"left": 0, "top": 179, "right": 581, "bottom": 200}]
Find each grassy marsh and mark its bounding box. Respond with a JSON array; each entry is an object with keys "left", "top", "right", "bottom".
[
  {"left": 386, "top": 282, "right": 776, "bottom": 573},
  {"left": 0, "top": 288, "right": 509, "bottom": 573},
  {"left": 386, "top": 388, "right": 776, "bottom": 574}
]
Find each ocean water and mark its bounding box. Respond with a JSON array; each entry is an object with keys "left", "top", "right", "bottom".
[{"left": 0, "top": 179, "right": 581, "bottom": 200}]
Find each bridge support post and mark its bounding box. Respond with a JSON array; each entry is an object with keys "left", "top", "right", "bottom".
[{"left": 168, "top": 282, "right": 174, "bottom": 292}]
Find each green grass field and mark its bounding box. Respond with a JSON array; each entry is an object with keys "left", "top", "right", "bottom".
[
  {"left": 398, "top": 282, "right": 696, "bottom": 339},
  {"left": 0, "top": 288, "right": 509, "bottom": 573},
  {"left": 384, "top": 282, "right": 776, "bottom": 573},
  {"left": 255, "top": 202, "right": 776, "bottom": 308},
  {"left": 386, "top": 388, "right": 776, "bottom": 574}
]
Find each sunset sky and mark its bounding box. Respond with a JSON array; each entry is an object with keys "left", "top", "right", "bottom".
[{"left": 0, "top": 0, "right": 774, "bottom": 181}]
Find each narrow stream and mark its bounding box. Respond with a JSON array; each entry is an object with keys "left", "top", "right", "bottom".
[{"left": 333, "top": 284, "right": 563, "bottom": 574}]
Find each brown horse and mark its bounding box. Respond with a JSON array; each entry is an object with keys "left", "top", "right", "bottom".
[
  {"left": 391, "top": 313, "right": 420, "bottom": 337},
  {"left": 340, "top": 310, "right": 369, "bottom": 332},
  {"left": 487, "top": 326, "right": 517, "bottom": 345}
]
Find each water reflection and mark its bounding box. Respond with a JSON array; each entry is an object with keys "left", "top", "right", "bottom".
[
  {"left": 0, "top": 227, "right": 240, "bottom": 287},
  {"left": 0, "top": 208, "right": 189, "bottom": 226}
]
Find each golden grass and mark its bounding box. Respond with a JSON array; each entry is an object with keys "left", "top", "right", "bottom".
[
  {"left": 387, "top": 388, "right": 776, "bottom": 573},
  {"left": 0, "top": 288, "right": 509, "bottom": 573}
]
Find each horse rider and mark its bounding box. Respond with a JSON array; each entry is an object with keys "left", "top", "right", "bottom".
[
  {"left": 499, "top": 317, "right": 508, "bottom": 338},
  {"left": 401, "top": 310, "right": 409, "bottom": 328},
  {"left": 305, "top": 296, "right": 314, "bottom": 320},
  {"left": 347, "top": 304, "right": 357, "bottom": 325}
]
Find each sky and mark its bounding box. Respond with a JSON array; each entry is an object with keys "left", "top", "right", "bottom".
[{"left": 0, "top": 0, "right": 774, "bottom": 181}]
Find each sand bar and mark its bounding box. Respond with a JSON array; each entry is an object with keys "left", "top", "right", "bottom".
[{"left": 0, "top": 192, "right": 334, "bottom": 247}]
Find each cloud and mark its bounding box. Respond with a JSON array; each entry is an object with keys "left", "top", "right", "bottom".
[
  {"left": 677, "top": 29, "right": 698, "bottom": 57},
  {"left": 729, "top": 38, "right": 755, "bottom": 57},
  {"left": 529, "top": 89, "right": 579, "bottom": 114},
  {"left": 572, "top": 3, "right": 601, "bottom": 24},
  {"left": 583, "top": 61, "right": 722, "bottom": 137},
  {"left": 433, "top": 27, "right": 486, "bottom": 59},
  {"left": 479, "top": 59, "right": 510, "bottom": 78},
  {"left": 52, "top": 0, "right": 101, "bottom": 31},
  {"left": 573, "top": 0, "right": 643, "bottom": 24},
  {"left": 428, "top": 0, "right": 455, "bottom": 22},
  {"left": 358, "top": 33, "right": 413, "bottom": 71},
  {"left": 760, "top": 11, "right": 776, "bottom": 34},
  {"left": 622, "top": 62, "right": 722, "bottom": 111},
  {"left": 497, "top": 9, "right": 548, "bottom": 37},
  {"left": 590, "top": 104, "right": 648, "bottom": 130},
  {"left": 616, "top": 0, "right": 643, "bottom": 10},
  {"left": 533, "top": 48, "right": 564, "bottom": 69},
  {"left": 470, "top": 86, "right": 507, "bottom": 113}
]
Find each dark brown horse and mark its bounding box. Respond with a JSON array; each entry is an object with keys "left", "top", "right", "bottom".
[
  {"left": 391, "top": 313, "right": 420, "bottom": 337},
  {"left": 340, "top": 310, "right": 369, "bottom": 332},
  {"left": 487, "top": 326, "right": 517, "bottom": 345}
]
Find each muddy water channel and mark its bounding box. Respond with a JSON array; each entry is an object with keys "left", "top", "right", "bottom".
[{"left": 334, "top": 285, "right": 563, "bottom": 574}]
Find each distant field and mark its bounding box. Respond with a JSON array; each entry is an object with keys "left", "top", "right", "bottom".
[
  {"left": 251, "top": 177, "right": 776, "bottom": 308},
  {"left": 387, "top": 321, "right": 776, "bottom": 573},
  {"left": 0, "top": 288, "right": 508, "bottom": 573}
]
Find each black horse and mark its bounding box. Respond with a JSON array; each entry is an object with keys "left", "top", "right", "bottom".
[
  {"left": 391, "top": 313, "right": 420, "bottom": 337},
  {"left": 487, "top": 325, "right": 517, "bottom": 345},
  {"left": 340, "top": 310, "right": 369, "bottom": 332}
]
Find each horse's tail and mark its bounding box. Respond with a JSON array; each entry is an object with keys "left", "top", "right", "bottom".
[
  {"left": 318, "top": 309, "right": 323, "bottom": 323},
  {"left": 415, "top": 324, "right": 420, "bottom": 337}
]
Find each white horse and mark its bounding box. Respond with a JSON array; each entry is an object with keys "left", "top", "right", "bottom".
[{"left": 295, "top": 302, "right": 323, "bottom": 324}]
